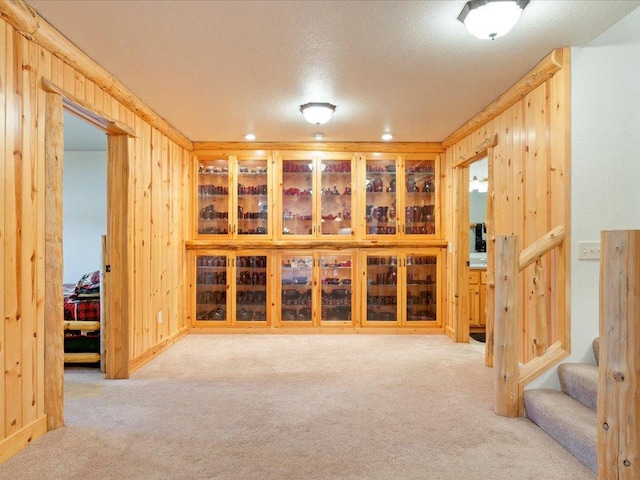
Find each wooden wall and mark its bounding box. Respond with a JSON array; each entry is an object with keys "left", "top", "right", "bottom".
[
  {"left": 441, "top": 48, "right": 571, "bottom": 364},
  {"left": 0, "top": 14, "right": 188, "bottom": 460}
]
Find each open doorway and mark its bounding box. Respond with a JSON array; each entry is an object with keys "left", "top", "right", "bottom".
[
  {"left": 62, "top": 110, "right": 108, "bottom": 372},
  {"left": 468, "top": 157, "right": 488, "bottom": 346}
]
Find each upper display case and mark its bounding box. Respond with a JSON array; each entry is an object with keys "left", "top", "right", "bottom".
[
  {"left": 196, "top": 152, "right": 273, "bottom": 240},
  {"left": 278, "top": 152, "right": 356, "bottom": 240}
]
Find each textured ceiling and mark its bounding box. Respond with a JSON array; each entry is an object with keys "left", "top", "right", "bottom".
[{"left": 29, "top": 0, "right": 640, "bottom": 143}]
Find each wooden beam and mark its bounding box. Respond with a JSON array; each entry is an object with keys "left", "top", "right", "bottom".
[
  {"left": 193, "top": 141, "right": 445, "bottom": 153},
  {"left": 0, "top": 0, "right": 192, "bottom": 150},
  {"left": 44, "top": 91, "right": 64, "bottom": 431},
  {"left": 64, "top": 353, "right": 100, "bottom": 364},
  {"left": 518, "top": 225, "right": 565, "bottom": 272},
  {"left": 453, "top": 134, "right": 498, "bottom": 168},
  {"left": 443, "top": 49, "right": 564, "bottom": 148},
  {"left": 63, "top": 321, "right": 100, "bottom": 332},
  {"left": 598, "top": 230, "right": 640, "bottom": 479},
  {"left": 494, "top": 235, "right": 520, "bottom": 417}
]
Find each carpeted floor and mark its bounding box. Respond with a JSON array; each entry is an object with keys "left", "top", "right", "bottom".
[{"left": 0, "top": 335, "right": 595, "bottom": 480}]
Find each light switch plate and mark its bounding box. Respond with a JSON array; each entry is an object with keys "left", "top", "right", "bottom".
[{"left": 578, "top": 241, "right": 601, "bottom": 260}]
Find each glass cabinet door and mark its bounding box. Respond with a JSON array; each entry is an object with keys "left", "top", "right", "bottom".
[
  {"left": 319, "top": 253, "right": 353, "bottom": 324},
  {"left": 195, "top": 254, "right": 228, "bottom": 323},
  {"left": 365, "top": 157, "right": 398, "bottom": 237},
  {"left": 197, "top": 159, "right": 230, "bottom": 236},
  {"left": 235, "top": 254, "right": 268, "bottom": 323},
  {"left": 236, "top": 158, "right": 270, "bottom": 237},
  {"left": 364, "top": 253, "right": 400, "bottom": 323},
  {"left": 404, "top": 158, "right": 436, "bottom": 236},
  {"left": 405, "top": 254, "right": 438, "bottom": 322},
  {"left": 319, "top": 158, "right": 354, "bottom": 237},
  {"left": 279, "top": 253, "right": 314, "bottom": 323},
  {"left": 281, "top": 158, "right": 314, "bottom": 237}
]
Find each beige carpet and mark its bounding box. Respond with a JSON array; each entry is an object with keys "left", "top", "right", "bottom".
[{"left": 0, "top": 335, "right": 595, "bottom": 480}]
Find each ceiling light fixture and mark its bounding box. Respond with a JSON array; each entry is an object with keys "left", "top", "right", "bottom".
[
  {"left": 458, "top": 0, "right": 529, "bottom": 40},
  {"left": 313, "top": 133, "right": 325, "bottom": 141},
  {"left": 244, "top": 133, "right": 256, "bottom": 141},
  {"left": 300, "top": 102, "right": 336, "bottom": 125},
  {"left": 381, "top": 133, "right": 393, "bottom": 142}
]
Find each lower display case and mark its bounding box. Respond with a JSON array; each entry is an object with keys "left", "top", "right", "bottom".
[{"left": 190, "top": 248, "right": 441, "bottom": 331}]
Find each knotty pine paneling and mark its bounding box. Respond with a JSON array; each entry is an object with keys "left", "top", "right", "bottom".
[
  {"left": 443, "top": 56, "right": 570, "bottom": 364},
  {"left": 0, "top": 16, "right": 188, "bottom": 460}
]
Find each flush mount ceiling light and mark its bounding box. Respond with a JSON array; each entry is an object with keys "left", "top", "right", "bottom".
[
  {"left": 244, "top": 133, "right": 256, "bottom": 141},
  {"left": 381, "top": 133, "right": 393, "bottom": 142},
  {"left": 300, "top": 102, "right": 336, "bottom": 125},
  {"left": 458, "top": 0, "right": 529, "bottom": 40},
  {"left": 313, "top": 132, "right": 325, "bottom": 141}
]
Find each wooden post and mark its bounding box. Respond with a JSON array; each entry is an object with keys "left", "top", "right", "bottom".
[
  {"left": 598, "top": 230, "right": 639, "bottom": 479},
  {"left": 44, "top": 92, "right": 64, "bottom": 430},
  {"left": 494, "top": 235, "right": 520, "bottom": 417}
]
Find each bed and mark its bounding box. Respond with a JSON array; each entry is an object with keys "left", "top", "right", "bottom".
[{"left": 63, "top": 270, "right": 102, "bottom": 366}]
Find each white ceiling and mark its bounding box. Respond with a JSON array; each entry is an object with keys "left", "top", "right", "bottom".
[{"left": 30, "top": 0, "right": 640, "bottom": 145}]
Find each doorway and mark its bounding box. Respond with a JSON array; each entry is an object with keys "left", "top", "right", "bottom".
[{"left": 62, "top": 110, "right": 108, "bottom": 372}]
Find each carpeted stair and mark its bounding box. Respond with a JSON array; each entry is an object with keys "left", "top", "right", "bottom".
[{"left": 523, "top": 338, "right": 599, "bottom": 474}]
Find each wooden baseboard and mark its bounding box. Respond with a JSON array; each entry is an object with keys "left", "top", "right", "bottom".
[
  {"left": 129, "top": 327, "right": 189, "bottom": 374},
  {"left": 0, "top": 416, "right": 47, "bottom": 465},
  {"left": 189, "top": 326, "right": 445, "bottom": 335}
]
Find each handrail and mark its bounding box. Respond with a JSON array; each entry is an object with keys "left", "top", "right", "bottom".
[
  {"left": 519, "top": 225, "right": 564, "bottom": 272},
  {"left": 494, "top": 226, "right": 565, "bottom": 417}
]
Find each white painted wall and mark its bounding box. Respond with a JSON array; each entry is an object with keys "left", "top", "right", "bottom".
[
  {"left": 530, "top": 13, "right": 640, "bottom": 388},
  {"left": 63, "top": 150, "right": 107, "bottom": 284}
]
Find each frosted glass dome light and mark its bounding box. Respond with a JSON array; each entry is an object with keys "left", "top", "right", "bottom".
[
  {"left": 300, "top": 103, "right": 336, "bottom": 125},
  {"left": 458, "top": 0, "right": 529, "bottom": 40}
]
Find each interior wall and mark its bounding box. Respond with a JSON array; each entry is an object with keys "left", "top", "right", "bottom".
[
  {"left": 531, "top": 42, "right": 640, "bottom": 389},
  {"left": 62, "top": 150, "right": 107, "bottom": 284},
  {"left": 442, "top": 50, "right": 571, "bottom": 361},
  {"left": 0, "top": 17, "right": 188, "bottom": 458}
]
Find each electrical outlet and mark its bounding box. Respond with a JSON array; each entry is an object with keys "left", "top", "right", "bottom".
[
  {"left": 157, "top": 311, "right": 163, "bottom": 324},
  {"left": 578, "top": 241, "right": 601, "bottom": 260}
]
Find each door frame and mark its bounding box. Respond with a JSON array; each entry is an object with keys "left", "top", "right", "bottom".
[{"left": 43, "top": 81, "right": 135, "bottom": 430}]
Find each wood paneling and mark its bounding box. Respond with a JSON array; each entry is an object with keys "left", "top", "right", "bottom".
[
  {"left": 0, "top": 12, "right": 189, "bottom": 462},
  {"left": 443, "top": 48, "right": 571, "bottom": 366}
]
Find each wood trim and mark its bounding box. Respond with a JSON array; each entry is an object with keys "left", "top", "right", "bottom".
[
  {"left": 453, "top": 134, "right": 498, "bottom": 169},
  {"left": 44, "top": 91, "right": 64, "bottom": 431},
  {"left": 105, "top": 135, "right": 131, "bottom": 379},
  {"left": 185, "top": 240, "right": 449, "bottom": 250},
  {"left": 193, "top": 141, "right": 444, "bottom": 153},
  {"left": 128, "top": 326, "right": 188, "bottom": 374},
  {"left": 188, "top": 327, "right": 446, "bottom": 334},
  {"left": 41, "top": 78, "right": 135, "bottom": 137},
  {"left": 454, "top": 167, "right": 470, "bottom": 343},
  {"left": 0, "top": 0, "right": 192, "bottom": 150},
  {"left": 484, "top": 147, "right": 495, "bottom": 367},
  {"left": 0, "top": 416, "right": 47, "bottom": 464},
  {"left": 518, "top": 341, "right": 568, "bottom": 386},
  {"left": 443, "top": 49, "right": 564, "bottom": 148},
  {"left": 598, "top": 230, "right": 640, "bottom": 479}
]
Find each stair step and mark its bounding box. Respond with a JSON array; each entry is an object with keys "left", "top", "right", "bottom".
[
  {"left": 524, "top": 389, "right": 597, "bottom": 474},
  {"left": 592, "top": 337, "right": 600, "bottom": 366},
  {"left": 558, "top": 363, "right": 598, "bottom": 411}
]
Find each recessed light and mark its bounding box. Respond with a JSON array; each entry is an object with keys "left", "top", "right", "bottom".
[
  {"left": 313, "top": 133, "right": 325, "bottom": 141},
  {"left": 245, "top": 133, "right": 256, "bottom": 141},
  {"left": 381, "top": 133, "right": 393, "bottom": 142}
]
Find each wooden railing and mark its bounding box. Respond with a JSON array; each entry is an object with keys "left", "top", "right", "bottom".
[
  {"left": 598, "top": 230, "right": 639, "bottom": 480},
  {"left": 494, "top": 226, "right": 565, "bottom": 417}
]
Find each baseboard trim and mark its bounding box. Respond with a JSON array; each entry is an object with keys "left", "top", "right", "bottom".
[
  {"left": 0, "top": 416, "right": 47, "bottom": 465},
  {"left": 129, "top": 326, "right": 189, "bottom": 374},
  {"left": 188, "top": 327, "right": 445, "bottom": 335}
]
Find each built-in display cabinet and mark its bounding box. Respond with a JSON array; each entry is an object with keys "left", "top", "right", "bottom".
[{"left": 189, "top": 149, "right": 443, "bottom": 332}]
